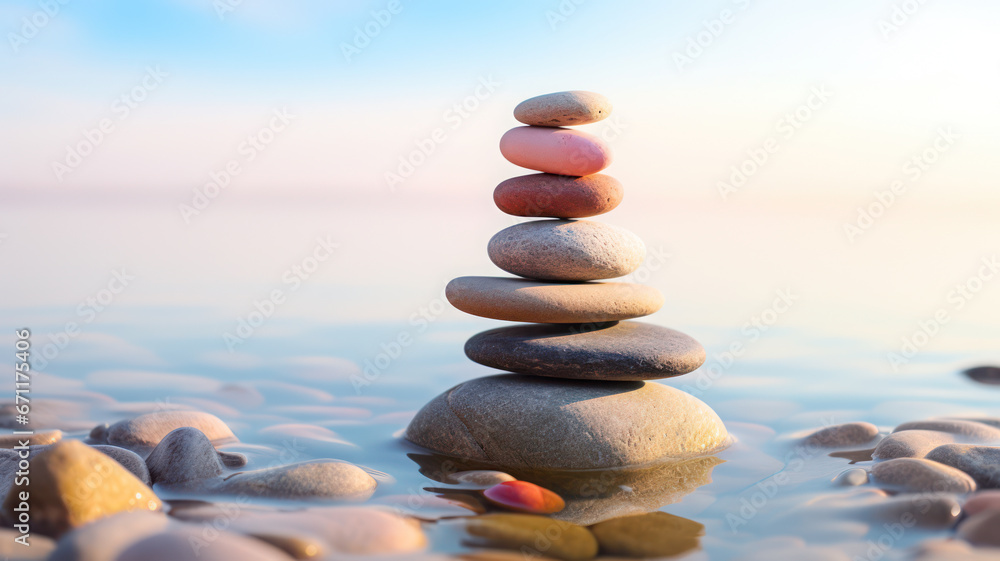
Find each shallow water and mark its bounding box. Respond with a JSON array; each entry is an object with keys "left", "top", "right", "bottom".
[{"left": 3, "top": 198, "right": 999, "bottom": 558}]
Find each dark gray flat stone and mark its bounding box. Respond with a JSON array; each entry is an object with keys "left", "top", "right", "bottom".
[{"left": 463, "top": 321, "right": 705, "bottom": 381}]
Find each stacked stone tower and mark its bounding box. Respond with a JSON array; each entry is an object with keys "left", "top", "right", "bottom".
[{"left": 406, "top": 91, "right": 729, "bottom": 471}]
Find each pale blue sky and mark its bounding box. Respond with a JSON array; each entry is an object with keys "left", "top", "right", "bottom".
[{"left": 2, "top": 0, "right": 999, "bottom": 203}]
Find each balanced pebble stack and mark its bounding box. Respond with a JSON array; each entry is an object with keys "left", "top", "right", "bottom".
[{"left": 406, "top": 91, "right": 729, "bottom": 471}]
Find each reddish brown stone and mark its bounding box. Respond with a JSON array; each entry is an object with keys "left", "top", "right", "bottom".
[{"left": 493, "top": 173, "right": 623, "bottom": 218}]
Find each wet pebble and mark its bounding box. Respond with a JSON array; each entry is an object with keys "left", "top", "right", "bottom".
[
  {"left": 444, "top": 470, "right": 517, "bottom": 488},
  {"left": 926, "top": 444, "right": 1000, "bottom": 488},
  {"left": 3, "top": 440, "right": 161, "bottom": 537},
  {"left": 866, "top": 493, "right": 962, "bottom": 529},
  {"left": 218, "top": 450, "right": 248, "bottom": 467},
  {"left": 170, "top": 504, "right": 427, "bottom": 555},
  {"left": 0, "top": 430, "right": 62, "bottom": 448},
  {"left": 145, "top": 427, "right": 224, "bottom": 486},
  {"left": 894, "top": 419, "right": 1000, "bottom": 443},
  {"left": 218, "top": 460, "right": 377, "bottom": 500},
  {"left": 464, "top": 514, "right": 597, "bottom": 561},
  {"left": 483, "top": 481, "right": 565, "bottom": 514},
  {"left": 589, "top": 511, "right": 704, "bottom": 558},
  {"left": 48, "top": 511, "right": 170, "bottom": 561},
  {"left": 963, "top": 365, "right": 1000, "bottom": 385},
  {"left": 99, "top": 411, "right": 236, "bottom": 454},
  {"left": 804, "top": 422, "right": 880, "bottom": 448},
  {"left": 92, "top": 445, "right": 151, "bottom": 485},
  {"left": 833, "top": 468, "right": 869, "bottom": 487},
  {"left": 870, "top": 458, "right": 976, "bottom": 493},
  {"left": 956, "top": 508, "right": 1000, "bottom": 547},
  {"left": 964, "top": 490, "right": 1000, "bottom": 516},
  {"left": 117, "top": 526, "right": 294, "bottom": 561},
  {"left": 873, "top": 430, "right": 955, "bottom": 460}
]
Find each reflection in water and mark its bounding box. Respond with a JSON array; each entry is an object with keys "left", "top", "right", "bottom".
[{"left": 408, "top": 451, "right": 723, "bottom": 526}]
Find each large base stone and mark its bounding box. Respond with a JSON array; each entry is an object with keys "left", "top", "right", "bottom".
[{"left": 404, "top": 374, "right": 729, "bottom": 471}]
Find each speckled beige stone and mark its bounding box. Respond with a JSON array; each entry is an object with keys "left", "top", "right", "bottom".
[
  {"left": 445, "top": 276, "right": 663, "bottom": 323},
  {"left": 488, "top": 220, "right": 645, "bottom": 281},
  {"left": 405, "top": 374, "right": 730, "bottom": 470},
  {"left": 514, "top": 91, "right": 612, "bottom": 127}
]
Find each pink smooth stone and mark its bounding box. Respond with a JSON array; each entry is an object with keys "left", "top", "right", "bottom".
[
  {"left": 965, "top": 491, "right": 1000, "bottom": 516},
  {"left": 499, "top": 126, "right": 612, "bottom": 176}
]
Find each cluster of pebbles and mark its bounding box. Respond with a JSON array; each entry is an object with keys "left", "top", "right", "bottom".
[
  {"left": 405, "top": 91, "right": 730, "bottom": 471},
  {"left": 800, "top": 405, "right": 1000, "bottom": 559}
]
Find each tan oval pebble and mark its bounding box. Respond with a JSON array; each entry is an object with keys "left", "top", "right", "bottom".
[
  {"left": 589, "top": 511, "right": 704, "bottom": 558},
  {"left": 488, "top": 220, "right": 645, "bottom": 281},
  {"left": 514, "top": 91, "right": 612, "bottom": 127},
  {"left": 870, "top": 458, "right": 977, "bottom": 493},
  {"left": 445, "top": 276, "right": 663, "bottom": 323},
  {"left": 2, "top": 440, "right": 161, "bottom": 537},
  {"left": 465, "top": 514, "right": 597, "bottom": 561},
  {"left": 102, "top": 411, "right": 236, "bottom": 454},
  {"left": 804, "top": 422, "right": 880, "bottom": 448}
]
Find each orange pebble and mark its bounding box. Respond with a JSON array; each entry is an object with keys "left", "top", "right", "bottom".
[{"left": 482, "top": 480, "right": 565, "bottom": 514}]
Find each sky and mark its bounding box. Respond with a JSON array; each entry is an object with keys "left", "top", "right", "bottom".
[
  {"left": 3, "top": 0, "right": 1000, "bottom": 203},
  {"left": 1, "top": 0, "right": 999, "bottom": 374}
]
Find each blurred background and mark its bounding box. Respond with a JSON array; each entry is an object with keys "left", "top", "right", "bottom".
[{"left": 2, "top": 0, "right": 998, "bottom": 382}]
